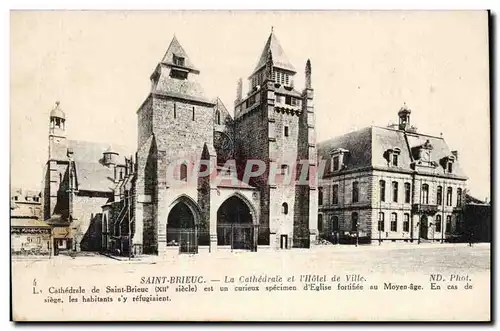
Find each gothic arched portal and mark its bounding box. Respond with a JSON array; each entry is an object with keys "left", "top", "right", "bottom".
[{"left": 217, "top": 195, "right": 256, "bottom": 251}]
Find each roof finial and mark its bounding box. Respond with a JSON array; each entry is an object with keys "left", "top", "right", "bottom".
[
  {"left": 271, "top": 26, "right": 274, "bottom": 33},
  {"left": 55, "top": 100, "right": 60, "bottom": 107}
]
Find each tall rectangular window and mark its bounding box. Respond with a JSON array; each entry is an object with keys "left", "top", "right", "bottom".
[
  {"left": 318, "top": 214, "right": 323, "bottom": 232},
  {"left": 392, "top": 154, "right": 399, "bottom": 167},
  {"left": 403, "top": 214, "right": 410, "bottom": 232},
  {"left": 379, "top": 180, "right": 386, "bottom": 202},
  {"left": 332, "top": 156, "right": 339, "bottom": 171},
  {"left": 404, "top": 183, "right": 411, "bottom": 203},
  {"left": 457, "top": 188, "right": 462, "bottom": 207},
  {"left": 435, "top": 215, "right": 442, "bottom": 232},
  {"left": 352, "top": 182, "right": 359, "bottom": 203},
  {"left": 378, "top": 212, "right": 385, "bottom": 232},
  {"left": 351, "top": 212, "right": 358, "bottom": 232},
  {"left": 332, "top": 185, "right": 339, "bottom": 205},
  {"left": 284, "top": 126, "right": 289, "bottom": 137},
  {"left": 318, "top": 187, "right": 323, "bottom": 206},
  {"left": 437, "top": 186, "right": 443, "bottom": 205},
  {"left": 392, "top": 181, "right": 398, "bottom": 203},
  {"left": 446, "top": 215, "right": 452, "bottom": 233},
  {"left": 446, "top": 187, "right": 453, "bottom": 206},
  {"left": 390, "top": 213, "right": 398, "bottom": 232},
  {"left": 422, "top": 184, "right": 429, "bottom": 204},
  {"left": 192, "top": 106, "right": 195, "bottom": 121}
]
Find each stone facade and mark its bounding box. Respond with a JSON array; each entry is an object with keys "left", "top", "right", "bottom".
[
  {"left": 317, "top": 105, "right": 468, "bottom": 244},
  {"left": 126, "top": 32, "right": 318, "bottom": 255}
]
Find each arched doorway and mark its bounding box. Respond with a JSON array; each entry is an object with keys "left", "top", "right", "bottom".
[
  {"left": 217, "top": 195, "right": 256, "bottom": 251},
  {"left": 167, "top": 199, "right": 198, "bottom": 253},
  {"left": 420, "top": 215, "right": 428, "bottom": 240}
]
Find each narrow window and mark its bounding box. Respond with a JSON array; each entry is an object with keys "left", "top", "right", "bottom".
[
  {"left": 392, "top": 154, "right": 398, "bottom": 167},
  {"left": 332, "top": 216, "right": 339, "bottom": 232},
  {"left": 351, "top": 212, "right": 358, "bottom": 232},
  {"left": 378, "top": 212, "right": 385, "bottom": 232},
  {"left": 173, "top": 103, "right": 177, "bottom": 119},
  {"left": 437, "top": 186, "right": 443, "bottom": 205},
  {"left": 284, "top": 126, "right": 289, "bottom": 137},
  {"left": 318, "top": 187, "right": 323, "bottom": 206},
  {"left": 282, "top": 202, "right": 288, "bottom": 215},
  {"left": 332, "top": 156, "right": 340, "bottom": 172},
  {"left": 192, "top": 106, "right": 195, "bottom": 121},
  {"left": 446, "top": 215, "right": 452, "bottom": 233},
  {"left": 318, "top": 214, "right": 323, "bottom": 232},
  {"left": 457, "top": 188, "right": 462, "bottom": 207},
  {"left": 446, "top": 187, "right": 453, "bottom": 206},
  {"left": 392, "top": 181, "right": 398, "bottom": 203},
  {"left": 180, "top": 164, "right": 188, "bottom": 181},
  {"left": 391, "top": 213, "right": 398, "bottom": 232},
  {"left": 403, "top": 214, "right": 410, "bottom": 232},
  {"left": 379, "top": 180, "right": 386, "bottom": 202},
  {"left": 422, "top": 184, "right": 429, "bottom": 204},
  {"left": 404, "top": 183, "right": 411, "bottom": 203},
  {"left": 447, "top": 162, "right": 453, "bottom": 173},
  {"left": 332, "top": 184, "right": 339, "bottom": 205},
  {"left": 435, "top": 215, "right": 442, "bottom": 232},
  {"left": 281, "top": 164, "right": 289, "bottom": 176},
  {"left": 216, "top": 110, "right": 221, "bottom": 125},
  {"left": 352, "top": 182, "right": 359, "bottom": 203}
]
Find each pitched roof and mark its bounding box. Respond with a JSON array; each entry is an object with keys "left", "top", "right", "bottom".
[
  {"left": 318, "top": 127, "right": 373, "bottom": 171},
  {"left": 318, "top": 126, "right": 466, "bottom": 178},
  {"left": 74, "top": 162, "right": 115, "bottom": 193},
  {"left": 153, "top": 75, "right": 211, "bottom": 104},
  {"left": 252, "top": 31, "right": 296, "bottom": 76},
  {"left": 50, "top": 140, "right": 130, "bottom": 163},
  {"left": 161, "top": 35, "right": 199, "bottom": 73}
]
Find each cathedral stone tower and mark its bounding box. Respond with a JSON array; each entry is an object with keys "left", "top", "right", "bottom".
[
  {"left": 234, "top": 30, "right": 318, "bottom": 248},
  {"left": 135, "top": 36, "right": 216, "bottom": 254}
]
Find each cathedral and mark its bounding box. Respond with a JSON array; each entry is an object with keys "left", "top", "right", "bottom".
[{"left": 43, "top": 30, "right": 319, "bottom": 255}]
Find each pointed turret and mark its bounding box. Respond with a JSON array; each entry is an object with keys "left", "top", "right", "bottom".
[
  {"left": 305, "top": 59, "right": 312, "bottom": 89},
  {"left": 149, "top": 35, "right": 210, "bottom": 104},
  {"left": 251, "top": 29, "right": 296, "bottom": 76},
  {"left": 160, "top": 35, "right": 200, "bottom": 74}
]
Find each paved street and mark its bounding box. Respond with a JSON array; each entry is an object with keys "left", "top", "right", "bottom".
[{"left": 12, "top": 243, "right": 490, "bottom": 275}]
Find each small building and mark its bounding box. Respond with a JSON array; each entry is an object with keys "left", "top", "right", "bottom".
[{"left": 11, "top": 189, "right": 51, "bottom": 256}]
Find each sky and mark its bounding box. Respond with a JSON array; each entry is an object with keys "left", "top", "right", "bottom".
[{"left": 10, "top": 10, "right": 490, "bottom": 200}]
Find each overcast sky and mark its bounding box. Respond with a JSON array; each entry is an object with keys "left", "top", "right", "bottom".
[{"left": 10, "top": 10, "right": 490, "bottom": 199}]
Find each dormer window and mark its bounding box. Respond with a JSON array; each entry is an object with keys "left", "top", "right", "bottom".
[
  {"left": 385, "top": 147, "right": 401, "bottom": 167},
  {"left": 173, "top": 55, "right": 185, "bottom": 66},
  {"left": 392, "top": 154, "right": 399, "bottom": 167},
  {"left": 330, "top": 148, "right": 349, "bottom": 172},
  {"left": 441, "top": 155, "right": 455, "bottom": 173},
  {"left": 332, "top": 156, "right": 340, "bottom": 171}
]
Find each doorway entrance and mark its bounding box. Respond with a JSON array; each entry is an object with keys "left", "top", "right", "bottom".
[
  {"left": 420, "top": 215, "right": 429, "bottom": 239},
  {"left": 280, "top": 235, "right": 288, "bottom": 249}
]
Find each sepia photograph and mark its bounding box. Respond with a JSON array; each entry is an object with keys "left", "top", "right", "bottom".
[{"left": 10, "top": 10, "right": 491, "bottom": 321}]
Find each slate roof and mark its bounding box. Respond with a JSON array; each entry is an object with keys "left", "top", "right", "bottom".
[
  {"left": 161, "top": 35, "right": 199, "bottom": 73},
  {"left": 51, "top": 140, "right": 129, "bottom": 163},
  {"left": 317, "top": 126, "right": 466, "bottom": 178},
  {"left": 50, "top": 140, "right": 130, "bottom": 193},
  {"left": 153, "top": 76, "right": 211, "bottom": 104},
  {"left": 252, "top": 31, "right": 296, "bottom": 76},
  {"left": 74, "top": 162, "right": 116, "bottom": 192}
]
